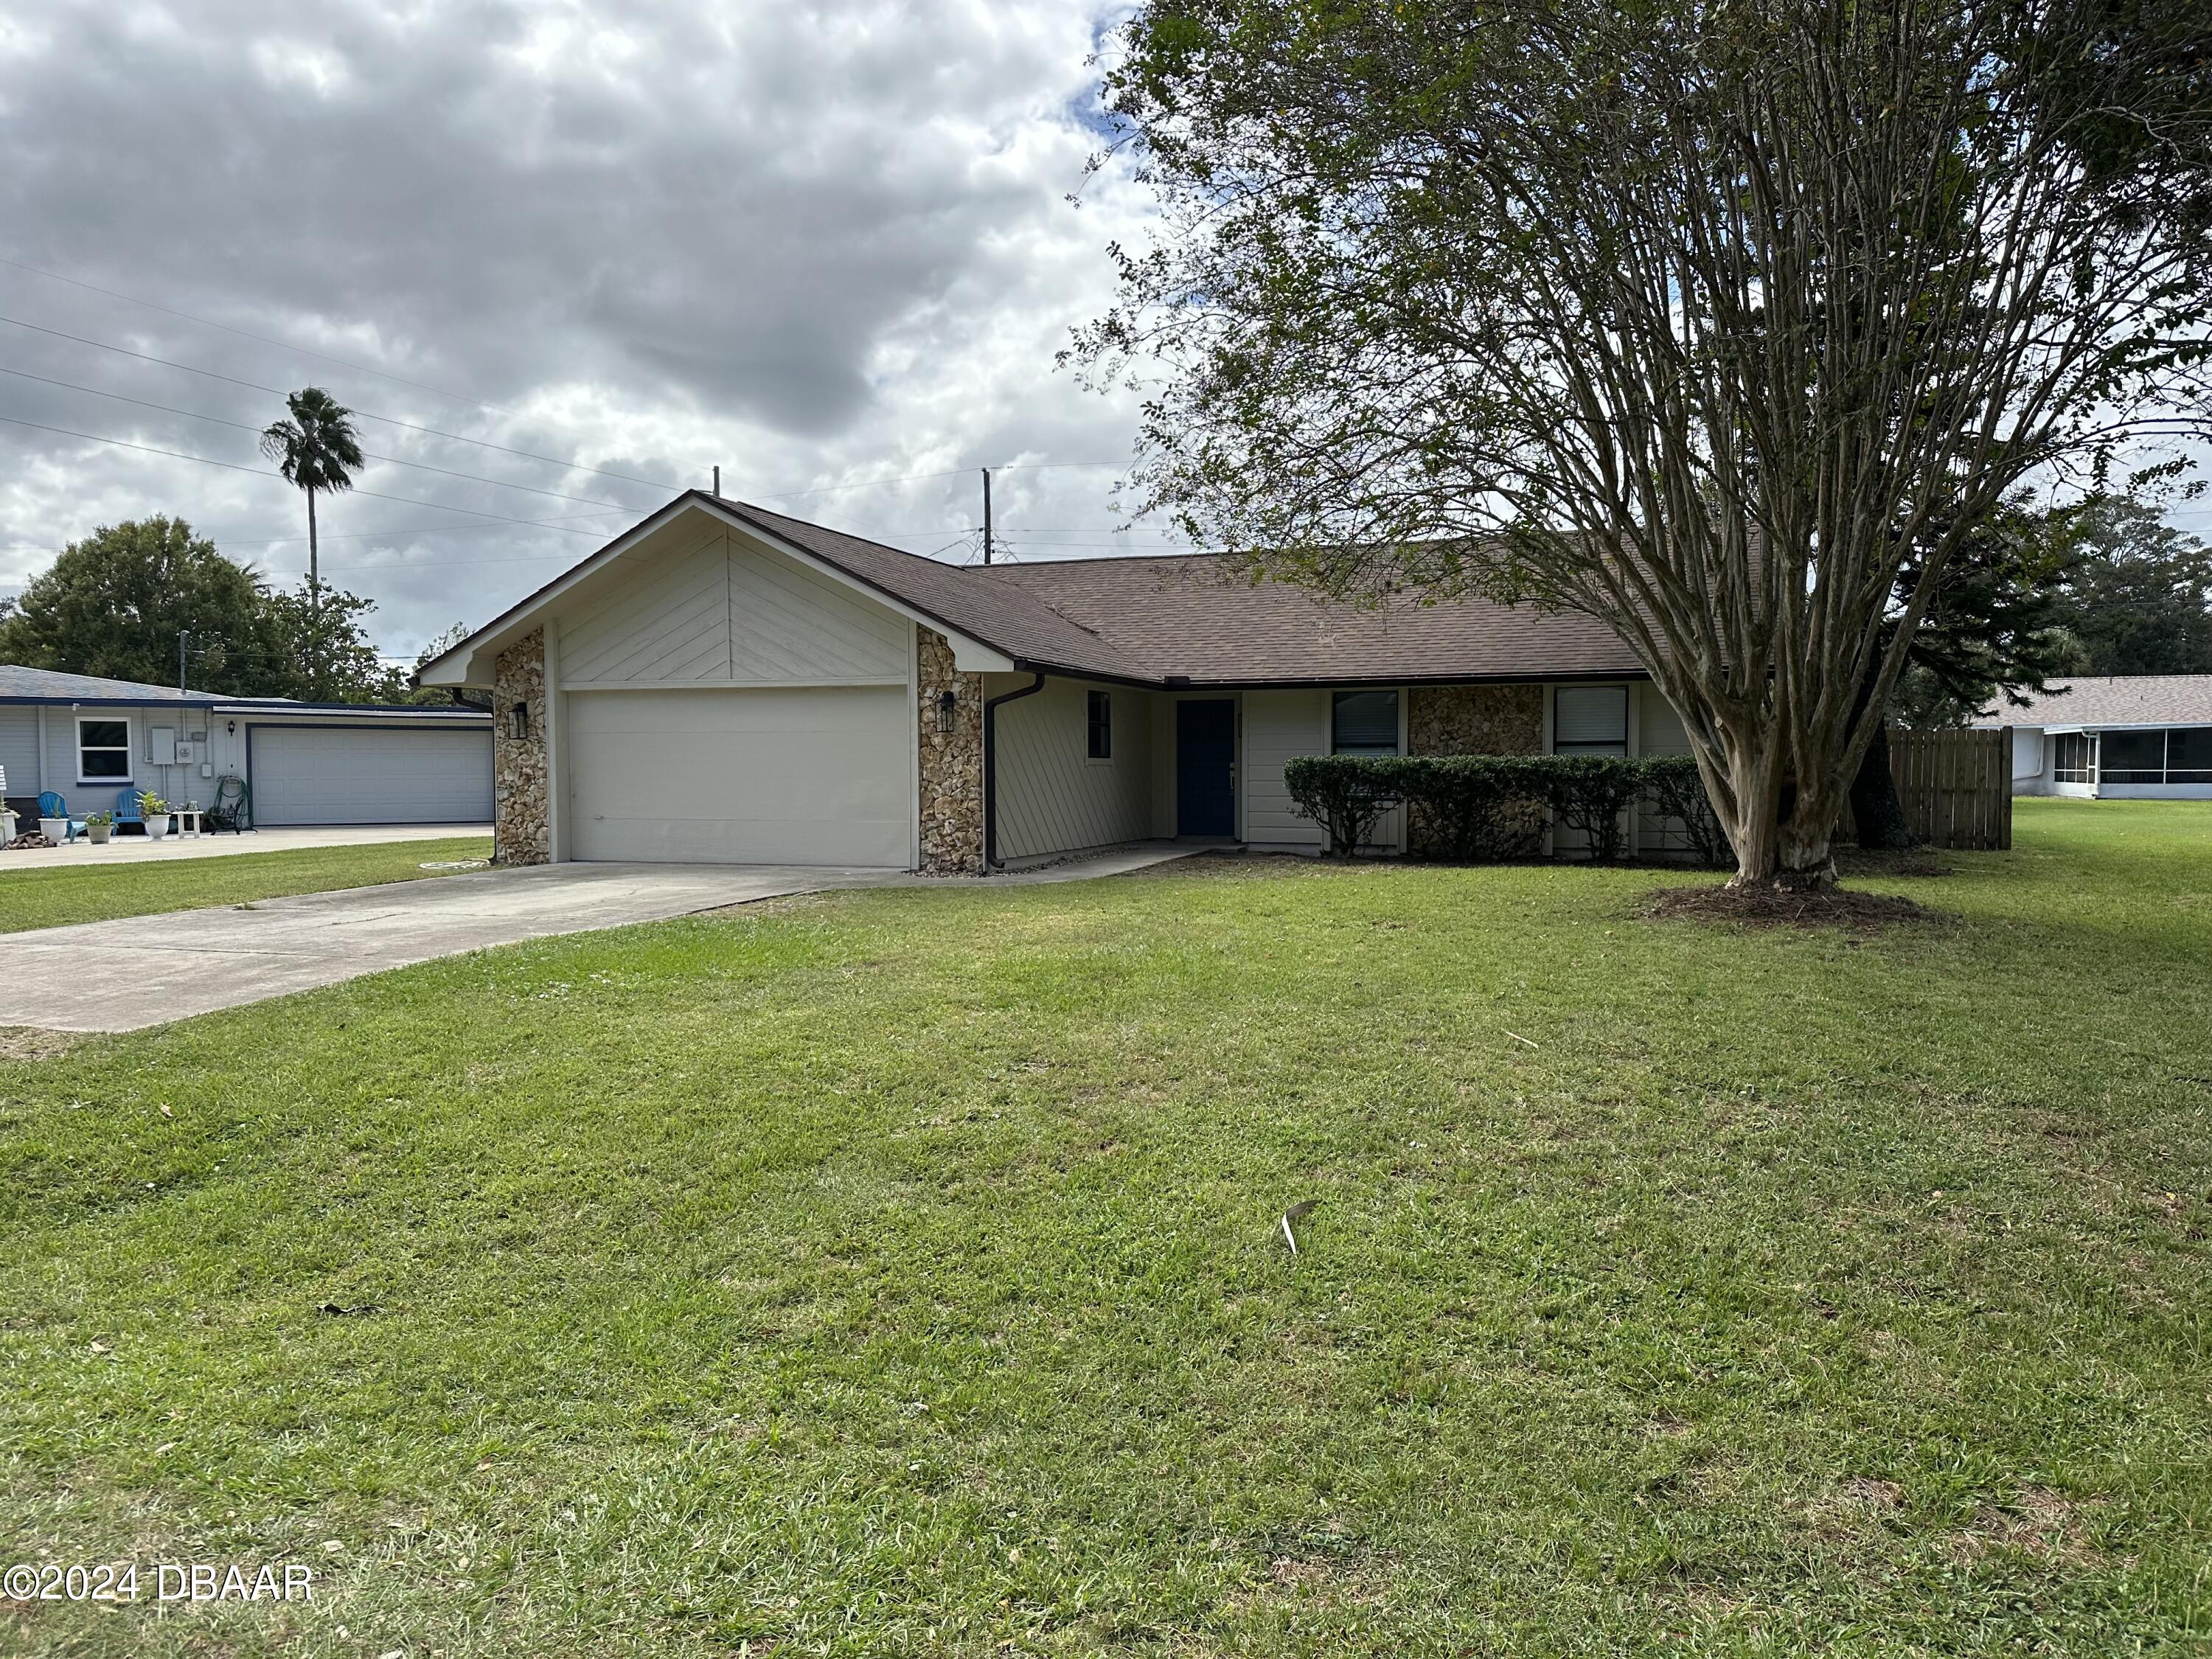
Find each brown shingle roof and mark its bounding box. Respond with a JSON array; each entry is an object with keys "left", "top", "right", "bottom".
[
  {"left": 1970, "top": 674, "right": 2212, "bottom": 728},
  {"left": 720, "top": 503, "right": 1646, "bottom": 686},
  {"left": 967, "top": 552, "right": 1645, "bottom": 684},
  {"left": 429, "top": 493, "right": 1649, "bottom": 690}
]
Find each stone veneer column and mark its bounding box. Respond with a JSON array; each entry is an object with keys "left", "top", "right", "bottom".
[
  {"left": 916, "top": 627, "right": 984, "bottom": 874},
  {"left": 1406, "top": 684, "right": 1545, "bottom": 857},
  {"left": 493, "top": 627, "right": 550, "bottom": 866}
]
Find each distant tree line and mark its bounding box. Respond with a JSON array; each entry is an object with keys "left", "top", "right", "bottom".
[
  {"left": 1893, "top": 495, "right": 2212, "bottom": 729},
  {"left": 0, "top": 515, "right": 465, "bottom": 705}
]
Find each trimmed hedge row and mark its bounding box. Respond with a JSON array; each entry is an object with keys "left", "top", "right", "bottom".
[{"left": 1280, "top": 754, "right": 1728, "bottom": 866}]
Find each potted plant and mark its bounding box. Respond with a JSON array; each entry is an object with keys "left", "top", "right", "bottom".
[
  {"left": 139, "top": 790, "right": 171, "bottom": 840},
  {"left": 84, "top": 810, "right": 114, "bottom": 845}
]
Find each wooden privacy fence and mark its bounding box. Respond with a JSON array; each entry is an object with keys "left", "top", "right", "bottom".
[{"left": 1887, "top": 727, "right": 2013, "bottom": 851}]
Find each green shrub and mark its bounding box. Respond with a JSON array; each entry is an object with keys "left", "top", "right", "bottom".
[
  {"left": 1404, "top": 755, "right": 1548, "bottom": 860},
  {"left": 1536, "top": 755, "right": 1647, "bottom": 862},
  {"left": 1641, "top": 755, "right": 1731, "bottom": 868},
  {"left": 1284, "top": 752, "right": 1731, "bottom": 866},
  {"left": 1281, "top": 755, "right": 1403, "bottom": 856}
]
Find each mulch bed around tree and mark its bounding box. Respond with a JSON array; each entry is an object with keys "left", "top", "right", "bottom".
[{"left": 1639, "top": 881, "right": 1950, "bottom": 931}]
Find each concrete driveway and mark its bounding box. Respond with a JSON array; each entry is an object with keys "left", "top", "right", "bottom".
[
  {"left": 0, "top": 844, "right": 1200, "bottom": 1034},
  {"left": 0, "top": 862, "right": 904, "bottom": 1033}
]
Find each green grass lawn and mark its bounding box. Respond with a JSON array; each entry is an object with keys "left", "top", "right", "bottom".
[
  {"left": 3, "top": 799, "right": 2209, "bottom": 1655},
  {"left": 0, "top": 836, "right": 494, "bottom": 933}
]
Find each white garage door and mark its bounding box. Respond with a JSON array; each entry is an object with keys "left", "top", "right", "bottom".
[
  {"left": 251, "top": 725, "right": 494, "bottom": 825},
  {"left": 567, "top": 686, "right": 911, "bottom": 866}
]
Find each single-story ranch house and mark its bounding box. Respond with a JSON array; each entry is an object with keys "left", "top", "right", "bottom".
[
  {"left": 0, "top": 666, "right": 493, "bottom": 829},
  {"left": 419, "top": 491, "right": 1697, "bottom": 872},
  {"left": 1976, "top": 673, "right": 2212, "bottom": 799}
]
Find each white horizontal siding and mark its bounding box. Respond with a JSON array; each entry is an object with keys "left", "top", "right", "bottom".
[
  {"left": 1242, "top": 689, "right": 1328, "bottom": 850},
  {"left": 993, "top": 678, "right": 1155, "bottom": 860}
]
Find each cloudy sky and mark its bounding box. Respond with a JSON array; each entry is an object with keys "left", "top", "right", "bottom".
[{"left": 0, "top": 0, "right": 1169, "bottom": 661}]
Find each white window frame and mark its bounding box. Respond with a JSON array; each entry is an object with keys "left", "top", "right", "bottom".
[
  {"left": 1551, "top": 685, "right": 1630, "bottom": 755},
  {"left": 1330, "top": 688, "right": 1402, "bottom": 756},
  {"left": 75, "top": 714, "right": 134, "bottom": 786}
]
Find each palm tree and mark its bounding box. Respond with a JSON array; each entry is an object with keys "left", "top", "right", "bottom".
[{"left": 260, "top": 387, "right": 365, "bottom": 693}]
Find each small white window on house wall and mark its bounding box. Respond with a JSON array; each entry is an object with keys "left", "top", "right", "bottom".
[
  {"left": 77, "top": 717, "right": 132, "bottom": 782},
  {"left": 1554, "top": 686, "right": 1628, "bottom": 755}
]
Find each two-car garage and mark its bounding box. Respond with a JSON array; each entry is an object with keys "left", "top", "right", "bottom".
[
  {"left": 563, "top": 686, "right": 911, "bottom": 866},
  {"left": 248, "top": 722, "right": 495, "bottom": 827}
]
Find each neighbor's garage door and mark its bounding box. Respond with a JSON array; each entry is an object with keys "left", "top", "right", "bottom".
[
  {"left": 567, "top": 686, "right": 909, "bottom": 866},
  {"left": 251, "top": 726, "right": 494, "bottom": 825}
]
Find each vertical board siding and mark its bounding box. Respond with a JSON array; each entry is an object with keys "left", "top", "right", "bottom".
[
  {"left": 993, "top": 679, "right": 1155, "bottom": 860},
  {"left": 1242, "top": 689, "right": 1329, "bottom": 849},
  {"left": 1889, "top": 728, "right": 2013, "bottom": 850},
  {"left": 559, "top": 526, "right": 906, "bottom": 687}
]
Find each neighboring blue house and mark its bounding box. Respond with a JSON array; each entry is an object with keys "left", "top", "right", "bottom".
[{"left": 1, "top": 665, "right": 493, "bottom": 829}]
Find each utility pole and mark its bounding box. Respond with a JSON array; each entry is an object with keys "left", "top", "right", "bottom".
[
  {"left": 178, "top": 630, "right": 189, "bottom": 695},
  {"left": 981, "top": 468, "right": 993, "bottom": 566},
  {"left": 712, "top": 465, "right": 720, "bottom": 497}
]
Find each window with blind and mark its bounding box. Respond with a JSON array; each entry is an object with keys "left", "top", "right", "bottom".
[
  {"left": 1553, "top": 686, "right": 1629, "bottom": 754},
  {"left": 1331, "top": 690, "right": 1400, "bottom": 754}
]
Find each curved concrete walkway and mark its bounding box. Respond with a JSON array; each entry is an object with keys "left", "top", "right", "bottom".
[{"left": 0, "top": 845, "right": 1196, "bottom": 1033}]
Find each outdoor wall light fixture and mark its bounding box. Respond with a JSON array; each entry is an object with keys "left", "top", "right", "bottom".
[
  {"left": 935, "top": 689, "right": 958, "bottom": 734},
  {"left": 508, "top": 701, "right": 530, "bottom": 741},
  {"left": 226, "top": 720, "right": 236, "bottom": 736}
]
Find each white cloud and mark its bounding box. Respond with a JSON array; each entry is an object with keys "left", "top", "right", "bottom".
[{"left": 0, "top": 0, "right": 1161, "bottom": 653}]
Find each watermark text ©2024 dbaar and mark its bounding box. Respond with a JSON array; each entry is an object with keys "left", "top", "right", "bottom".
[{"left": 4, "top": 1559, "right": 315, "bottom": 1604}]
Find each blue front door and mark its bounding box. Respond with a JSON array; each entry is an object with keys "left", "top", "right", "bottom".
[{"left": 1176, "top": 699, "right": 1237, "bottom": 837}]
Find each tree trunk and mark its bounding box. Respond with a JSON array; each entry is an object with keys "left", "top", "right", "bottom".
[
  {"left": 1848, "top": 718, "right": 1918, "bottom": 850},
  {"left": 306, "top": 488, "right": 321, "bottom": 701},
  {"left": 1711, "top": 728, "right": 1842, "bottom": 891}
]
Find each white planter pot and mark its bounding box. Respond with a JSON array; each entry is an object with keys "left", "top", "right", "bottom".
[
  {"left": 87, "top": 824, "right": 112, "bottom": 844},
  {"left": 144, "top": 815, "right": 170, "bottom": 841},
  {"left": 39, "top": 817, "right": 68, "bottom": 842}
]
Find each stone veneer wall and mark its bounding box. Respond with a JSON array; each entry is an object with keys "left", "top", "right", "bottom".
[
  {"left": 1406, "top": 682, "right": 1545, "bottom": 857},
  {"left": 493, "top": 627, "right": 550, "bottom": 866},
  {"left": 917, "top": 627, "right": 984, "bottom": 874}
]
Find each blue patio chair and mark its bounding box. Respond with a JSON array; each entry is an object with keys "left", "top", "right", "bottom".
[
  {"left": 36, "top": 790, "right": 85, "bottom": 842},
  {"left": 114, "top": 788, "right": 145, "bottom": 832}
]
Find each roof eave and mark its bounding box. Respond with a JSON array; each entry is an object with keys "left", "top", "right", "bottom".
[{"left": 415, "top": 492, "right": 1020, "bottom": 686}]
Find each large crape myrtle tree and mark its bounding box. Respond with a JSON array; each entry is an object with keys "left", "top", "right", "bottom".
[{"left": 1078, "top": 0, "right": 2212, "bottom": 888}]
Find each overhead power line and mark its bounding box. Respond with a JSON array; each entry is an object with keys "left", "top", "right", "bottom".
[
  {"left": 1, "top": 252, "right": 538, "bottom": 417},
  {"left": 0, "top": 364, "right": 642, "bottom": 511},
  {"left": 0, "top": 413, "right": 625, "bottom": 535},
  {"left": 0, "top": 313, "right": 683, "bottom": 494}
]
